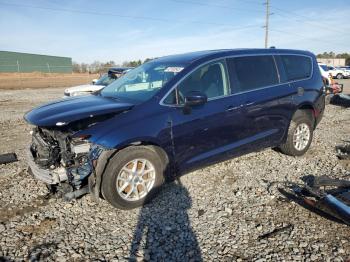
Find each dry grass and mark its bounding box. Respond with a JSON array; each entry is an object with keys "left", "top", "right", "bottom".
[{"left": 0, "top": 72, "right": 99, "bottom": 90}]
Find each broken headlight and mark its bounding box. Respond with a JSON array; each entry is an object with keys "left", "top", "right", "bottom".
[{"left": 71, "top": 135, "right": 91, "bottom": 155}]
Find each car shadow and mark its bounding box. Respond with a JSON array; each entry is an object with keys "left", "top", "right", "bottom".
[{"left": 129, "top": 178, "right": 202, "bottom": 261}]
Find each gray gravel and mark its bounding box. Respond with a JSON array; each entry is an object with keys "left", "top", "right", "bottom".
[{"left": 0, "top": 87, "right": 350, "bottom": 261}]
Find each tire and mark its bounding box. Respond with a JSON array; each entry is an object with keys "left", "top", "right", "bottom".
[
  {"left": 101, "top": 146, "right": 165, "bottom": 209},
  {"left": 336, "top": 73, "right": 343, "bottom": 79},
  {"left": 325, "top": 94, "right": 332, "bottom": 105},
  {"left": 278, "top": 110, "right": 314, "bottom": 156}
]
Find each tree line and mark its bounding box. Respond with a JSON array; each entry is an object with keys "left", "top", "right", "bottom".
[
  {"left": 72, "top": 58, "right": 154, "bottom": 73},
  {"left": 317, "top": 52, "right": 350, "bottom": 65}
]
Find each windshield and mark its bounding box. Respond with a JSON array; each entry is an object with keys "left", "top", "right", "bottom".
[
  {"left": 101, "top": 61, "right": 185, "bottom": 103},
  {"left": 95, "top": 74, "right": 116, "bottom": 86}
]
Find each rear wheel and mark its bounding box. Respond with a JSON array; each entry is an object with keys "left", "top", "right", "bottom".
[
  {"left": 102, "top": 146, "right": 165, "bottom": 209},
  {"left": 336, "top": 73, "right": 343, "bottom": 79},
  {"left": 278, "top": 110, "right": 314, "bottom": 156}
]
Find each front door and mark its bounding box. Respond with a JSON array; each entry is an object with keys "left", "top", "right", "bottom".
[{"left": 163, "top": 59, "right": 247, "bottom": 172}]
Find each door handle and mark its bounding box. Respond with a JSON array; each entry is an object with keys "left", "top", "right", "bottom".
[
  {"left": 226, "top": 105, "right": 243, "bottom": 111},
  {"left": 245, "top": 102, "right": 255, "bottom": 106}
]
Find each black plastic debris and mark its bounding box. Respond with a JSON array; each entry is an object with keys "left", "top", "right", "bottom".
[
  {"left": 337, "top": 145, "right": 350, "bottom": 160},
  {"left": 258, "top": 224, "right": 294, "bottom": 240},
  {"left": 0, "top": 153, "right": 18, "bottom": 165},
  {"left": 331, "top": 93, "right": 350, "bottom": 108},
  {"left": 290, "top": 176, "right": 350, "bottom": 225}
]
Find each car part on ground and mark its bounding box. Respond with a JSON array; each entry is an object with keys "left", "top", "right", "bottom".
[
  {"left": 0, "top": 153, "right": 18, "bottom": 165},
  {"left": 326, "top": 83, "right": 343, "bottom": 95},
  {"left": 337, "top": 144, "right": 350, "bottom": 160},
  {"left": 289, "top": 176, "right": 350, "bottom": 226},
  {"left": 330, "top": 93, "right": 350, "bottom": 108}
]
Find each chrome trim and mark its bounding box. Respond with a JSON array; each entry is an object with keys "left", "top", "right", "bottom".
[{"left": 159, "top": 52, "right": 314, "bottom": 107}]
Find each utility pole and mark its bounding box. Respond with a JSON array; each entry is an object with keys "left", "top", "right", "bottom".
[{"left": 264, "top": 0, "right": 270, "bottom": 48}]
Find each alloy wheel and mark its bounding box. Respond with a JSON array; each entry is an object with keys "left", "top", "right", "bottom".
[
  {"left": 116, "top": 158, "right": 156, "bottom": 202},
  {"left": 293, "top": 123, "right": 311, "bottom": 151}
]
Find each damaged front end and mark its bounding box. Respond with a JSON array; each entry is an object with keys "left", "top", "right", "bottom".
[
  {"left": 24, "top": 94, "right": 134, "bottom": 200},
  {"left": 27, "top": 126, "right": 105, "bottom": 200}
]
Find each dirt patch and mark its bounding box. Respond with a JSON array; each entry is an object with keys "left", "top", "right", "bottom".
[
  {"left": 16, "top": 217, "right": 57, "bottom": 235},
  {"left": 0, "top": 72, "right": 99, "bottom": 90},
  {"left": 0, "top": 170, "right": 52, "bottom": 223}
]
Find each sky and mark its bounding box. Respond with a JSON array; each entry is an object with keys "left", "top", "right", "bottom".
[{"left": 0, "top": 0, "right": 349, "bottom": 64}]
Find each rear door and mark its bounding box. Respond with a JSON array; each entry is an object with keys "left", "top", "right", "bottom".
[
  {"left": 226, "top": 55, "right": 295, "bottom": 149},
  {"left": 279, "top": 54, "right": 314, "bottom": 107}
]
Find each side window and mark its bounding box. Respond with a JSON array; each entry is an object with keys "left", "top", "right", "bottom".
[
  {"left": 227, "top": 55, "right": 279, "bottom": 93},
  {"left": 163, "top": 60, "right": 230, "bottom": 105},
  {"left": 281, "top": 55, "right": 312, "bottom": 81}
]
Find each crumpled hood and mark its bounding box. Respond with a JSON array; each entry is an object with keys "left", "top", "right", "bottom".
[
  {"left": 65, "top": 84, "right": 104, "bottom": 94},
  {"left": 24, "top": 95, "right": 133, "bottom": 127}
]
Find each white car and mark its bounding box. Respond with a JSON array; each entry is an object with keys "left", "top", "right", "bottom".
[
  {"left": 64, "top": 67, "right": 134, "bottom": 97},
  {"left": 318, "top": 64, "right": 332, "bottom": 86},
  {"left": 337, "top": 66, "right": 350, "bottom": 78},
  {"left": 64, "top": 73, "right": 114, "bottom": 97},
  {"left": 318, "top": 63, "right": 349, "bottom": 79}
]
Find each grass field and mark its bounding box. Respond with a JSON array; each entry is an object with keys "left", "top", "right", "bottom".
[{"left": 0, "top": 72, "right": 99, "bottom": 90}]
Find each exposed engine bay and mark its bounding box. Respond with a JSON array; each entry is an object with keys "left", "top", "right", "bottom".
[
  {"left": 24, "top": 94, "right": 133, "bottom": 201},
  {"left": 28, "top": 126, "right": 104, "bottom": 200}
]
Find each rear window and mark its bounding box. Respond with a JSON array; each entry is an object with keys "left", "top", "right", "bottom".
[
  {"left": 227, "top": 55, "right": 279, "bottom": 93},
  {"left": 281, "top": 55, "right": 312, "bottom": 81}
]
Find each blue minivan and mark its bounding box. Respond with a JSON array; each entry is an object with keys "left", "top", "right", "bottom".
[{"left": 25, "top": 48, "right": 325, "bottom": 209}]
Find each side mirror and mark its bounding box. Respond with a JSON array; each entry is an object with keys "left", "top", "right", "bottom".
[{"left": 184, "top": 91, "right": 207, "bottom": 107}]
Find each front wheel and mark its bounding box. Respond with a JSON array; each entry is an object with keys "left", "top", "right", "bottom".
[
  {"left": 336, "top": 73, "right": 343, "bottom": 79},
  {"left": 278, "top": 110, "right": 314, "bottom": 156},
  {"left": 101, "top": 146, "right": 165, "bottom": 209}
]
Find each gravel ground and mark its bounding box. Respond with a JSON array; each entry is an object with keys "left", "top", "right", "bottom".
[{"left": 0, "top": 85, "right": 350, "bottom": 261}]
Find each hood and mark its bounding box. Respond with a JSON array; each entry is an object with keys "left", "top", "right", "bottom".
[
  {"left": 25, "top": 95, "right": 133, "bottom": 127},
  {"left": 65, "top": 84, "right": 104, "bottom": 94}
]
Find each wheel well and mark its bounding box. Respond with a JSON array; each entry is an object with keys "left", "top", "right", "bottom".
[
  {"left": 126, "top": 141, "right": 169, "bottom": 168},
  {"left": 92, "top": 142, "right": 171, "bottom": 201},
  {"left": 294, "top": 105, "right": 316, "bottom": 128}
]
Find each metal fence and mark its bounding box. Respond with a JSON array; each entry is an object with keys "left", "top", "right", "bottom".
[
  {"left": 0, "top": 62, "right": 72, "bottom": 73},
  {"left": 0, "top": 51, "right": 72, "bottom": 73}
]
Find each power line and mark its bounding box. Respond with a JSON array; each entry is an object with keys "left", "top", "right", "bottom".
[
  {"left": 169, "top": 0, "right": 263, "bottom": 13},
  {"left": 270, "top": 29, "right": 348, "bottom": 48},
  {"left": 0, "top": 1, "right": 262, "bottom": 29},
  {"left": 271, "top": 6, "right": 344, "bottom": 34},
  {"left": 2, "top": 1, "right": 347, "bottom": 50}
]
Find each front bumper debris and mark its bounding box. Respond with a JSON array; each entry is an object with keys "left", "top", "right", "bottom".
[
  {"left": 27, "top": 149, "right": 68, "bottom": 184},
  {"left": 287, "top": 175, "right": 350, "bottom": 226}
]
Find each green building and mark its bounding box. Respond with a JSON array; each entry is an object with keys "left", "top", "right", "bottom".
[{"left": 0, "top": 51, "right": 72, "bottom": 73}]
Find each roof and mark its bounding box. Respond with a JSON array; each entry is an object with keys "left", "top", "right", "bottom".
[
  {"left": 0, "top": 50, "right": 71, "bottom": 60},
  {"left": 153, "top": 48, "right": 314, "bottom": 65}
]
